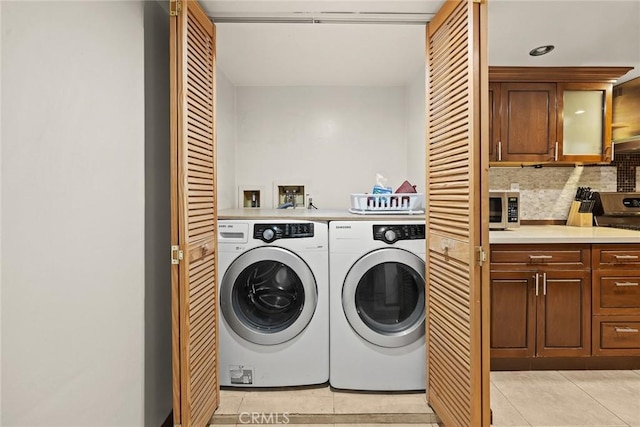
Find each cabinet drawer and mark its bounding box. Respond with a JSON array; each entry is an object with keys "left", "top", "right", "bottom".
[
  {"left": 593, "top": 316, "right": 640, "bottom": 356},
  {"left": 491, "top": 244, "right": 591, "bottom": 270},
  {"left": 593, "top": 272, "right": 640, "bottom": 314},
  {"left": 593, "top": 244, "right": 640, "bottom": 269}
]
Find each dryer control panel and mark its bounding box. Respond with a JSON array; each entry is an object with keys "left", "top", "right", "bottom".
[
  {"left": 373, "top": 224, "right": 426, "bottom": 244},
  {"left": 254, "top": 223, "right": 315, "bottom": 243}
]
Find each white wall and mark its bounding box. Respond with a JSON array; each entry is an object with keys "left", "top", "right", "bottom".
[
  {"left": 406, "top": 68, "right": 426, "bottom": 193},
  {"left": 2, "top": 2, "right": 145, "bottom": 425},
  {"left": 235, "top": 86, "right": 408, "bottom": 209},
  {"left": 0, "top": 1, "right": 3, "bottom": 420},
  {"left": 216, "top": 67, "right": 237, "bottom": 210}
]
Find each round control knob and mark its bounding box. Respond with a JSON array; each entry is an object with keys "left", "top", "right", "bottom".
[
  {"left": 262, "top": 228, "right": 275, "bottom": 242},
  {"left": 383, "top": 229, "right": 397, "bottom": 244}
]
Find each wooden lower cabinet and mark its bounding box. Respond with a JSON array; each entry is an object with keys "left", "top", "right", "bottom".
[
  {"left": 537, "top": 270, "right": 591, "bottom": 357},
  {"left": 491, "top": 243, "right": 640, "bottom": 368},
  {"left": 593, "top": 316, "right": 640, "bottom": 356},
  {"left": 490, "top": 271, "right": 536, "bottom": 357},
  {"left": 490, "top": 268, "right": 591, "bottom": 358},
  {"left": 591, "top": 244, "right": 640, "bottom": 356}
]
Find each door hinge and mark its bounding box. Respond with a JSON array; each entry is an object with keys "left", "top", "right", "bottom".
[
  {"left": 169, "top": 0, "right": 181, "bottom": 16},
  {"left": 171, "top": 245, "right": 184, "bottom": 265},
  {"left": 476, "top": 246, "right": 487, "bottom": 267}
]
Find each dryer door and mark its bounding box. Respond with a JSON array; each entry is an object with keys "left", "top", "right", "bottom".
[
  {"left": 343, "top": 248, "right": 425, "bottom": 348},
  {"left": 220, "top": 246, "right": 317, "bottom": 345}
]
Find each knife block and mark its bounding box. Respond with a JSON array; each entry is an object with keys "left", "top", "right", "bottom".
[{"left": 566, "top": 201, "right": 593, "bottom": 227}]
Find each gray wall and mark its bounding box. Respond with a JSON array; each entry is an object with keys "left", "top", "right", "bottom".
[
  {"left": 2, "top": 1, "right": 146, "bottom": 425},
  {"left": 144, "top": 1, "right": 172, "bottom": 425}
]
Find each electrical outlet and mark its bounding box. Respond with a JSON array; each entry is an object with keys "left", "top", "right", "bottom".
[{"left": 510, "top": 183, "right": 519, "bottom": 191}]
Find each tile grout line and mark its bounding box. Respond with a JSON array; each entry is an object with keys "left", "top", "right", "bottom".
[
  {"left": 329, "top": 386, "right": 336, "bottom": 414},
  {"left": 490, "top": 379, "right": 533, "bottom": 427},
  {"left": 556, "top": 370, "right": 630, "bottom": 427}
]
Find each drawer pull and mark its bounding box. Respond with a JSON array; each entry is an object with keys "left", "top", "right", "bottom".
[
  {"left": 615, "top": 327, "right": 639, "bottom": 333},
  {"left": 615, "top": 281, "right": 639, "bottom": 287},
  {"left": 529, "top": 255, "right": 553, "bottom": 260},
  {"left": 614, "top": 255, "right": 639, "bottom": 260}
]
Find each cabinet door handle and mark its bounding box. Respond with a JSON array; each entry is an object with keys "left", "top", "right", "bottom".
[
  {"left": 554, "top": 141, "right": 559, "bottom": 161},
  {"left": 611, "top": 142, "right": 615, "bottom": 159},
  {"left": 615, "top": 327, "right": 639, "bottom": 333},
  {"left": 542, "top": 272, "right": 547, "bottom": 295},
  {"left": 530, "top": 255, "right": 553, "bottom": 260},
  {"left": 614, "top": 255, "right": 639, "bottom": 260},
  {"left": 498, "top": 141, "right": 502, "bottom": 161},
  {"left": 615, "top": 281, "right": 639, "bottom": 287},
  {"left": 534, "top": 273, "right": 539, "bottom": 296}
]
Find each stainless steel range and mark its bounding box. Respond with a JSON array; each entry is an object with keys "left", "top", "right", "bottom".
[{"left": 593, "top": 192, "right": 640, "bottom": 231}]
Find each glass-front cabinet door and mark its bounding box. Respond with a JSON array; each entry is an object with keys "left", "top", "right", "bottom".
[{"left": 558, "top": 82, "right": 613, "bottom": 163}]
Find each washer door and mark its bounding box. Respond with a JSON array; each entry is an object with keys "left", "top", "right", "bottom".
[
  {"left": 220, "top": 246, "right": 317, "bottom": 345},
  {"left": 343, "top": 248, "right": 425, "bottom": 348}
]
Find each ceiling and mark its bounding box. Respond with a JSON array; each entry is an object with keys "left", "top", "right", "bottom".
[{"left": 201, "top": 0, "right": 640, "bottom": 86}]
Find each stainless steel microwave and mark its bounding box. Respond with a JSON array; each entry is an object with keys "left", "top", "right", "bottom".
[{"left": 489, "top": 191, "right": 520, "bottom": 230}]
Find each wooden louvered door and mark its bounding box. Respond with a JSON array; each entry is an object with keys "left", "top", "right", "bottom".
[
  {"left": 425, "top": 0, "right": 489, "bottom": 426},
  {"left": 170, "top": 0, "right": 219, "bottom": 426}
]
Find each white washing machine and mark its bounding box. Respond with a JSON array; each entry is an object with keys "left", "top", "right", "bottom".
[
  {"left": 217, "top": 219, "right": 329, "bottom": 387},
  {"left": 329, "top": 220, "right": 426, "bottom": 391}
]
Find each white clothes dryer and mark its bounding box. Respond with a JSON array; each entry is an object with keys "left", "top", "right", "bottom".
[
  {"left": 218, "top": 220, "right": 328, "bottom": 387},
  {"left": 329, "top": 220, "right": 426, "bottom": 391}
]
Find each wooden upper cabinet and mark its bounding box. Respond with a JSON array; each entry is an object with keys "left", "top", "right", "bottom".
[
  {"left": 489, "top": 66, "right": 631, "bottom": 165},
  {"left": 499, "top": 82, "right": 557, "bottom": 163},
  {"left": 613, "top": 77, "right": 640, "bottom": 144},
  {"left": 558, "top": 82, "right": 613, "bottom": 163},
  {"left": 488, "top": 82, "right": 500, "bottom": 161}
]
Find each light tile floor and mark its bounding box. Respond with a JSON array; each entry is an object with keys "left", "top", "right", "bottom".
[
  {"left": 491, "top": 370, "right": 640, "bottom": 427},
  {"left": 214, "top": 370, "right": 640, "bottom": 426},
  {"left": 224, "top": 425, "right": 440, "bottom": 427},
  {"left": 214, "top": 384, "right": 436, "bottom": 426}
]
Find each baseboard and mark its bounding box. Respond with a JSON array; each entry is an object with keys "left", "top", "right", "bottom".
[
  {"left": 491, "top": 356, "right": 640, "bottom": 370},
  {"left": 161, "top": 411, "right": 173, "bottom": 427},
  {"left": 210, "top": 412, "right": 439, "bottom": 425}
]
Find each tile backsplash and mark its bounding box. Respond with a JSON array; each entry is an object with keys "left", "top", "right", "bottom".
[
  {"left": 613, "top": 153, "right": 640, "bottom": 192},
  {"left": 489, "top": 166, "right": 617, "bottom": 220}
]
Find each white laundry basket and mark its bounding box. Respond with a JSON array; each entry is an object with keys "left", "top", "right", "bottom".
[{"left": 349, "top": 193, "right": 424, "bottom": 214}]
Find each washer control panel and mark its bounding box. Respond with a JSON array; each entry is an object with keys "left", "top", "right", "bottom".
[
  {"left": 254, "top": 223, "right": 315, "bottom": 243},
  {"left": 373, "top": 224, "right": 426, "bottom": 244}
]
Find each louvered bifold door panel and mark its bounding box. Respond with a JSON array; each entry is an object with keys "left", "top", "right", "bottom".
[
  {"left": 425, "top": 1, "right": 489, "bottom": 426},
  {"left": 171, "top": 0, "right": 219, "bottom": 426}
]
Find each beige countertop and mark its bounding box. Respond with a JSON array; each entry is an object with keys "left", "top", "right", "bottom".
[
  {"left": 218, "top": 208, "right": 425, "bottom": 221},
  {"left": 218, "top": 210, "right": 640, "bottom": 244},
  {"left": 490, "top": 225, "right": 640, "bottom": 244}
]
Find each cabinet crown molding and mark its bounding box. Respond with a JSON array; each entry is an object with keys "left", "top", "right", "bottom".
[{"left": 489, "top": 66, "right": 633, "bottom": 83}]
